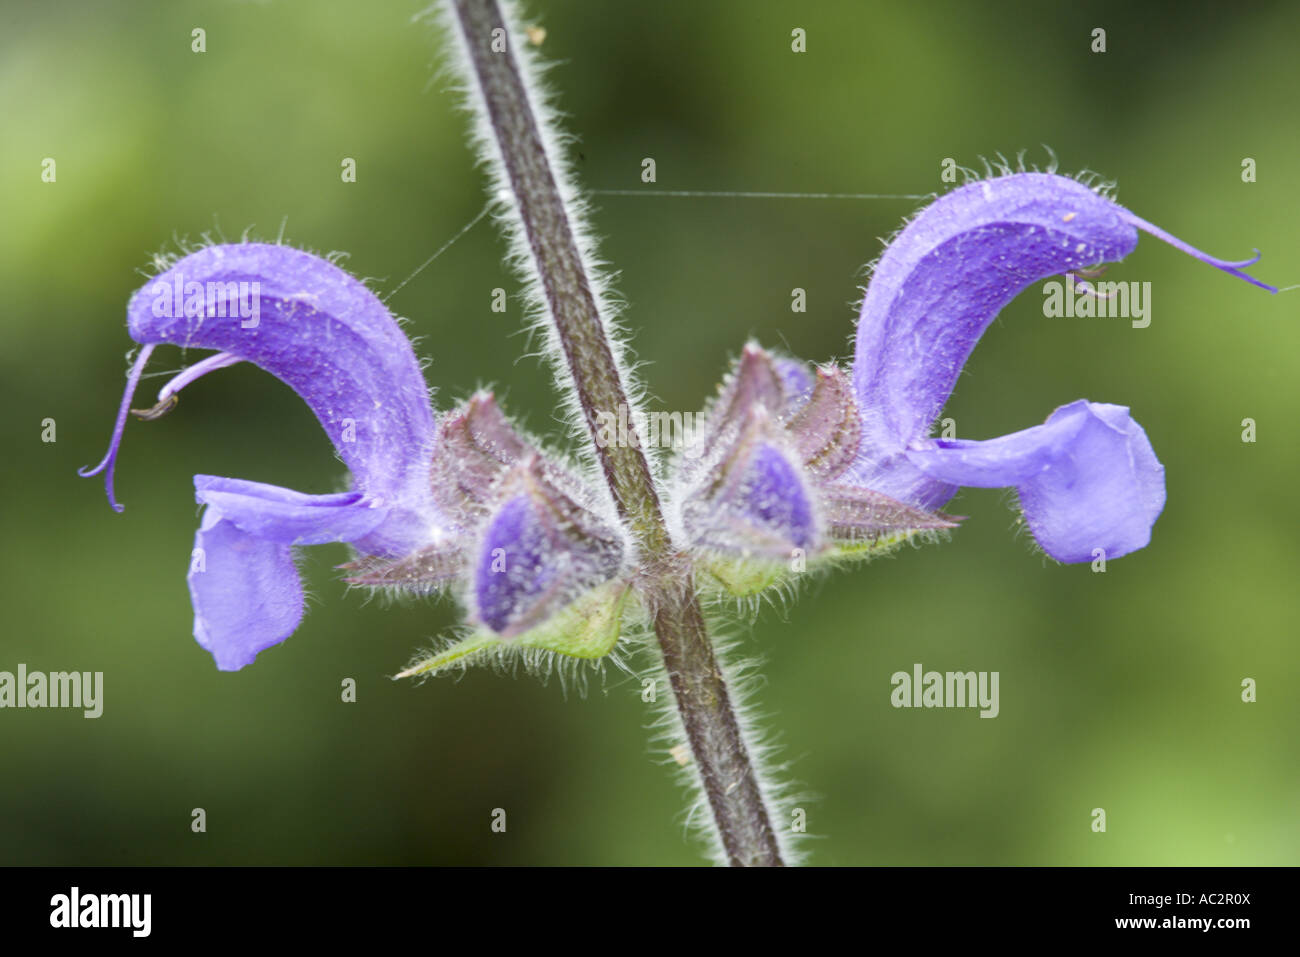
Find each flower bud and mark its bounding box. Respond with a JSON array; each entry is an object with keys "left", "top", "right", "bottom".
[{"left": 473, "top": 457, "right": 625, "bottom": 638}]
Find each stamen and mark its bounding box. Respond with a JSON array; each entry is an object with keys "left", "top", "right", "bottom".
[
  {"left": 78, "top": 344, "right": 157, "bottom": 512},
  {"left": 131, "top": 351, "right": 242, "bottom": 420},
  {"left": 131, "top": 394, "right": 179, "bottom": 421},
  {"left": 1121, "top": 210, "right": 1278, "bottom": 293},
  {"left": 1065, "top": 271, "right": 1116, "bottom": 300}
]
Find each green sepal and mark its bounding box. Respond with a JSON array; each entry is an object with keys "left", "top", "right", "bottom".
[
  {"left": 699, "top": 554, "right": 785, "bottom": 597},
  {"left": 697, "top": 526, "right": 940, "bottom": 598},
  {"left": 515, "top": 580, "right": 632, "bottom": 658},
  {"left": 394, "top": 633, "right": 500, "bottom": 679},
  {"left": 395, "top": 580, "right": 632, "bottom": 679}
]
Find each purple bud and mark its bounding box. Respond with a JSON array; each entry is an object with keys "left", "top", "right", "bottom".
[
  {"left": 710, "top": 343, "right": 789, "bottom": 426},
  {"left": 681, "top": 405, "right": 816, "bottom": 557},
  {"left": 473, "top": 458, "right": 624, "bottom": 637}
]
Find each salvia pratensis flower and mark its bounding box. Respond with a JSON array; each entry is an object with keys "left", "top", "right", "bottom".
[
  {"left": 677, "top": 172, "right": 1274, "bottom": 584},
  {"left": 81, "top": 244, "right": 449, "bottom": 669}
]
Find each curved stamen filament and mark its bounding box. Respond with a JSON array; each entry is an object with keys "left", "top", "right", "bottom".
[
  {"left": 130, "top": 351, "right": 242, "bottom": 420},
  {"left": 78, "top": 344, "right": 157, "bottom": 512},
  {"left": 80, "top": 349, "right": 244, "bottom": 511},
  {"left": 1121, "top": 210, "right": 1278, "bottom": 293}
]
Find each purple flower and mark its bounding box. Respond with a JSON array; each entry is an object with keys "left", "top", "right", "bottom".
[
  {"left": 82, "top": 244, "right": 448, "bottom": 670},
  {"left": 848, "top": 172, "right": 1272, "bottom": 561},
  {"left": 683, "top": 173, "right": 1274, "bottom": 568},
  {"left": 83, "top": 249, "right": 628, "bottom": 671}
]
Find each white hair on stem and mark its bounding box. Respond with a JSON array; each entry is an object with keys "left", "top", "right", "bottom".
[
  {"left": 426, "top": 0, "right": 661, "bottom": 533},
  {"left": 636, "top": 626, "right": 813, "bottom": 866}
]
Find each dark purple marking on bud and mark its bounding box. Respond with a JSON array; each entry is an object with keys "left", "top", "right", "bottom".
[{"left": 739, "top": 444, "right": 816, "bottom": 550}]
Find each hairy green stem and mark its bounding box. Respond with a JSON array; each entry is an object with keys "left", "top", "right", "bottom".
[{"left": 447, "top": 0, "right": 784, "bottom": 865}]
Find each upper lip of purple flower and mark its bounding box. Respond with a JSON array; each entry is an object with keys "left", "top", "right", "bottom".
[{"left": 80, "top": 242, "right": 448, "bottom": 670}]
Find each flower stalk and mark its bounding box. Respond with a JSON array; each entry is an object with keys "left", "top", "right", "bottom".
[{"left": 446, "top": 0, "right": 784, "bottom": 865}]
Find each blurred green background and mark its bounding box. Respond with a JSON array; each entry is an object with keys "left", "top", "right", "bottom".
[{"left": 1, "top": 0, "right": 1296, "bottom": 865}]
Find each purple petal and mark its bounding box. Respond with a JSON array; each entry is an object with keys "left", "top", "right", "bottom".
[
  {"left": 193, "top": 475, "right": 388, "bottom": 545},
  {"left": 850, "top": 173, "right": 1138, "bottom": 500},
  {"left": 905, "top": 400, "right": 1166, "bottom": 562},
  {"left": 189, "top": 510, "right": 304, "bottom": 671},
  {"left": 125, "top": 243, "right": 441, "bottom": 555}
]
